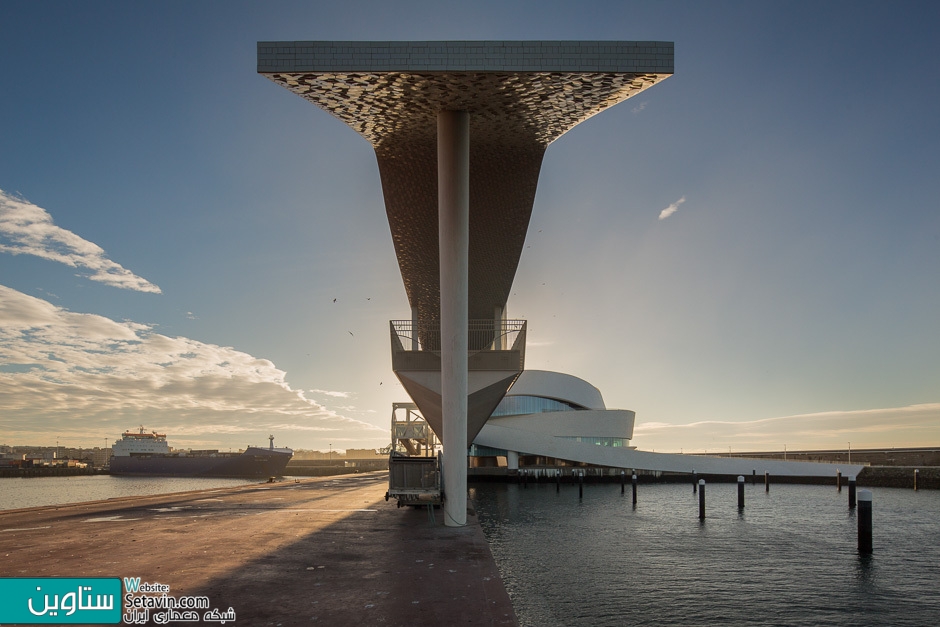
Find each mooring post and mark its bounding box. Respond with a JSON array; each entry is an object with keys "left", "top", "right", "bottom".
[
  {"left": 752, "top": 469, "right": 756, "bottom": 485},
  {"left": 848, "top": 475, "right": 857, "bottom": 509},
  {"left": 621, "top": 470, "right": 626, "bottom": 495},
  {"left": 738, "top": 475, "right": 745, "bottom": 509},
  {"left": 693, "top": 470, "right": 698, "bottom": 494},
  {"left": 578, "top": 471, "right": 583, "bottom": 499},
  {"left": 837, "top": 470, "right": 842, "bottom": 492},
  {"left": 764, "top": 471, "right": 770, "bottom": 493},
  {"left": 522, "top": 469, "right": 527, "bottom": 488},
  {"left": 556, "top": 469, "right": 560, "bottom": 493},
  {"left": 914, "top": 469, "right": 919, "bottom": 491},
  {"left": 858, "top": 489, "right": 873, "bottom": 554},
  {"left": 632, "top": 473, "right": 638, "bottom": 506},
  {"left": 698, "top": 479, "right": 706, "bottom": 520}
]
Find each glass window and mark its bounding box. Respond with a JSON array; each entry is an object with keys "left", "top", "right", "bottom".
[{"left": 491, "top": 395, "right": 587, "bottom": 417}]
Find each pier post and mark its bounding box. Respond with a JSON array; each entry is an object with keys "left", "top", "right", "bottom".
[
  {"left": 752, "top": 469, "right": 756, "bottom": 485},
  {"left": 764, "top": 471, "right": 770, "bottom": 493},
  {"left": 698, "top": 479, "right": 706, "bottom": 520},
  {"left": 837, "top": 470, "right": 842, "bottom": 492},
  {"left": 632, "top": 473, "right": 638, "bottom": 506},
  {"left": 857, "top": 489, "right": 873, "bottom": 554},
  {"left": 621, "top": 470, "right": 625, "bottom": 495},
  {"left": 914, "top": 469, "right": 919, "bottom": 491},
  {"left": 693, "top": 470, "right": 698, "bottom": 494},
  {"left": 848, "top": 476, "right": 857, "bottom": 509},
  {"left": 578, "top": 471, "right": 583, "bottom": 500},
  {"left": 556, "top": 469, "right": 560, "bottom": 493},
  {"left": 522, "top": 469, "right": 527, "bottom": 489},
  {"left": 737, "top": 475, "right": 745, "bottom": 509}
]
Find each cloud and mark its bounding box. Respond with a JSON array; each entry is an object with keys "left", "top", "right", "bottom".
[
  {"left": 310, "top": 389, "right": 351, "bottom": 398},
  {"left": 658, "top": 196, "right": 686, "bottom": 220},
  {"left": 0, "top": 190, "right": 161, "bottom": 293},
  {"left": 0, "top": 285, "right": 384, "bottom": 447},
  {"left": 632, "top": 101, "right": 648, "bottom": 114},
  {"left": 633, "top": 403, "right": 940, "bottom": 452}
]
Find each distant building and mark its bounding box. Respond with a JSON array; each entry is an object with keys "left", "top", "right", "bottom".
[{"left": 345, "top": 448, "right": 384, "bottom": 460}]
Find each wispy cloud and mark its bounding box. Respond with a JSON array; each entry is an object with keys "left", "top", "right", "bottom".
[
  {"left": 633, "top": 403, "right": 940, "bottom": 452},
  {"left": 0, "top": 190, "right": 161, "bottom": 293},
  {"left": 310, "top": 389, "right": 351, "bottom": 398},
  {"left": 632, "top": 101, "right": 648, "bottom": 114},
  {"left": 0, "top": 285, "right": 384, "bottom": 446},
  {"left": 658, "top": 196, "right": 685, "bottom": 221}
]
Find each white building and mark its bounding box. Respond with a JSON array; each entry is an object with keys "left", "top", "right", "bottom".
[{"left": 471, "top": 370, "right": 863, "bottom": 478}]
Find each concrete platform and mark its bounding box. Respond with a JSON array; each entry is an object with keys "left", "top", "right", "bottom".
[{"left": 0, "top": 472, "right": 517, "bottom": 626}]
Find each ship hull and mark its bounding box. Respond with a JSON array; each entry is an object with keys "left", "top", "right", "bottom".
[{"left": 110, "top": 447, "right": 291, "bottom": 478}]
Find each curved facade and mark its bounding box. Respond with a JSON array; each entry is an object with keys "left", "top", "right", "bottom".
[
  {"left": 471, "top": 370, "right": 636, "bottom": 462},
  {"left": 472, "top": 370, "right": 863, "bottom": 478}
]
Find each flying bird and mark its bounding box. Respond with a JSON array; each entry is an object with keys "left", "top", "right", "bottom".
[
  {"left": 333, "top": 298, "right": 337, "bottom": 303},
  {"left": 348, "top": 331, "right": 354, "bottom": 336}
]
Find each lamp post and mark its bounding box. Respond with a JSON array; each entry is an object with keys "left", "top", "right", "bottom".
[
  {"left": 848, "top": 441, "right": 852, "bottom": 464},
  {"left": 329, "top": 443, "right": 332, "bottom": 464}
]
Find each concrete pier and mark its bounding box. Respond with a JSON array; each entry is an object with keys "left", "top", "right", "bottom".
[{"left": 0, "top": 473, "right": 516, "bottom": 626}]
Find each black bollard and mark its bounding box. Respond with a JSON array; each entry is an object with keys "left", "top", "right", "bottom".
[
  {"left": 693, "top": 470, "right": 698, "bottom": 494},
  {"left": 632, "top": 474, "right": 638, "bottom": 505},
  {"left": 578, "top": 471, "right": 583, "bottom": 499},
  {"left": 698, "top": 479, "right": 706, "bottom": 520},
  {"left": 837, "top": 470, "right": 842, "bottom": 492},
  {"left": 914, "top": 469, "right": 919, "bottom": 491},
  {"left": 764, "top": 471, "right": 770, "bottom": 493},
  {"left": 848, "top": 476, "right": 857, "bottom": 509},
  {"left": 857, "top": 489, "right": 873, "bottom": 553},
  {"left": 737, "top": 475, "right": 745, "bottom": 509},
  {"left": 621, "top": 470, "right": 626, "bottom": 495}
]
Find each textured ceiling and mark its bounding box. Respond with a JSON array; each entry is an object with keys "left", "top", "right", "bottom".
[{"left": 259, "top": 43, "right": 673, "bottom": 323}]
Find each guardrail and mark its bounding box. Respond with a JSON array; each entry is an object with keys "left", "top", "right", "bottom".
[{"left": 390, "top": 319, "right": 526, "bottom": 352}]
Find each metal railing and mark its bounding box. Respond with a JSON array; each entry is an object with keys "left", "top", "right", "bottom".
[{"left": 390, "top": 319, "right": 526, "bottom": 353}]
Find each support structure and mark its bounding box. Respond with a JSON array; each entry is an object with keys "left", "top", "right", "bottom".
[
  {"left": 258, "top": 40, "right": 674, "bottom": 526},
  {"left": 438, "top": 110, "right": 470, "bottom": 526}
]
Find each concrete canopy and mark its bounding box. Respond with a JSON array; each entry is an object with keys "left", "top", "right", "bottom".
[{"left": 258, "top": 41, "right": 674, "bottom": 324}]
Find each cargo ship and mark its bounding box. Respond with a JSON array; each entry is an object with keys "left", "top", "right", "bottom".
[{"left": 109, "top": 427, "right": 292, "bottom": 478}]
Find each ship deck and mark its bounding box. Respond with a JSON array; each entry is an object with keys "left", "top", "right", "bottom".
[{"left": 0, "top": 472, "right": 516, "bottom": 625}]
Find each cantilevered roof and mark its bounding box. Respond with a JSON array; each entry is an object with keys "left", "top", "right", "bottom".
[{"left": 258, "top": 41, "right": 673, "bottom": 323}]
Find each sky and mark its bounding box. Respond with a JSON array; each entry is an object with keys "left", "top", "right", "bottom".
[{"left": 1, "top": 0, "right": 938, "bottom": 454}]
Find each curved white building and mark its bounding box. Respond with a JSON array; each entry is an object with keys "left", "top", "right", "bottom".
[
  {"left": 472, "top": 370, "right": 864, "bottom": 478},
  {"left": 471, "top": 370, "right": 635, "bottom": 470}
]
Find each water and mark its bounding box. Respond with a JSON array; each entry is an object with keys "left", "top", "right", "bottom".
[
  {"left": 0, "top": 475, "right": 258, "bottom": 510},
  {"left": 470, "top": 481, "right": 940, "bottom": 626}
]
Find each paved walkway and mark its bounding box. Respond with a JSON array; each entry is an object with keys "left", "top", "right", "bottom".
[{"left": 0, "top": 472, "right": 517, "bottom": 626}]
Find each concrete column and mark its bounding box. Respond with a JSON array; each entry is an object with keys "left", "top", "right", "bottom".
[
  {"left": 438, "top": 109, "right": 470, "bottom": 527},
  {"left": 506, "top": 450, "right": 519, "bottom": 471}
]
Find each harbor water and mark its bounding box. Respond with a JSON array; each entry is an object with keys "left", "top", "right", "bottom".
[
  {"left": 0, "top": 475, "right": 257, "bottom": 511},
  {"left": 470, "top": 480, "right": 940, "bottom": 626}
]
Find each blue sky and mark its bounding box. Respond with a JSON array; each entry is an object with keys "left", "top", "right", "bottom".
[{"left": 1, "top": 1, "right": 938, "bottom": 453}]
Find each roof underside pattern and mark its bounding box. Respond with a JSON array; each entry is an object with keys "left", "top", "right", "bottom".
[{"left": 258, "top": 42, "right": 673, "bottom": 322}]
